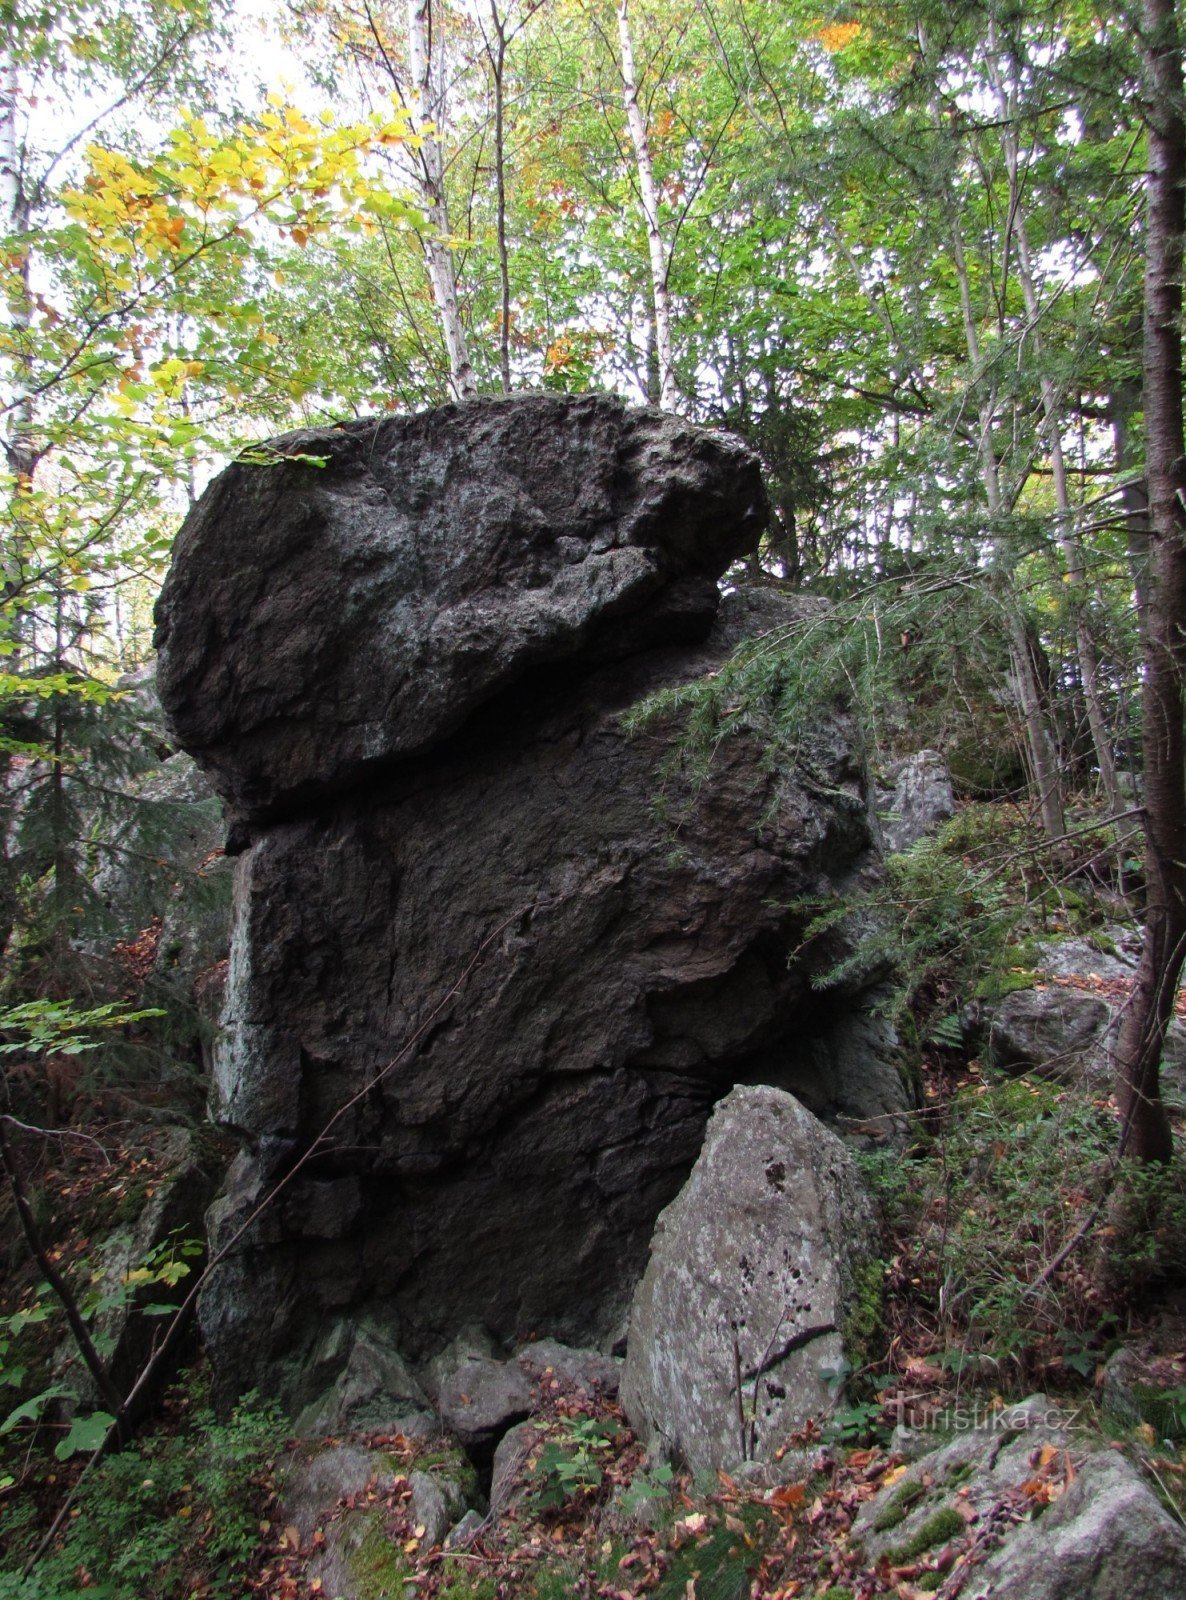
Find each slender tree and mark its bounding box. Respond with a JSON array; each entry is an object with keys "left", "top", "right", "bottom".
[
  {"left": 616, "top": 0, "right": 679, "bottom": 410},
  {"left": 1113, "top": 0, "right": 1186, "bottom": 1161},
  {"left": 405, "top": 0, "right": 478, "bottom": 398}
]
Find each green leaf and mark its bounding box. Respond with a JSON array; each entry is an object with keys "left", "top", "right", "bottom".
[
  {"left": 55, "top": 1410, "right": 116, "bottom": 1459},
  {"left": 1, "top": 1385, "right": 73, "bottom": 1434}
]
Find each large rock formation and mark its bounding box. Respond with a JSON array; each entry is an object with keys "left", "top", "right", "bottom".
[{"left": 154, "top": 394, "right": 907, "bottom": 1411}]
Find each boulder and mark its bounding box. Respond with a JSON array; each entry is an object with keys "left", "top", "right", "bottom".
[
  {"left": 875, "top": 749, "right": 954, "bottom": 854},
  {"left": 155, "top": 395, "right": 909, "bottom": 1411},
  {"left": 489, "top": 1419, "right": 549, "bottom": 1516},
  {"left": 154, "top": 394, "right": 766, "bottom": 827},
  {"left": 987, "top": 985, "right": 1111, "bottom": 1079},
  {"left": 280, "top": 1442, "right": 403, "bottom": 1543},
  {"left": 1036, "top": 929, "right": 1141, "bottom": 982},
  {"left": 436, "top": 1354, "right": 533, "bottom": 1449},
  {"left": 852, "top": 1394, "right": 1186, "bottom": 1597},
  {"left": 514, "top": 1338, "right": 621, "bottom": 1399},
  {"left": 620, "top": 1085, "right": 878, "bottom": 1472},
  {"left": 968, "top": 1449, "right": 1186, "bottom": 1599},
  {"left": 291, "top": 1317, "right": 435, "bottom": 1439}
]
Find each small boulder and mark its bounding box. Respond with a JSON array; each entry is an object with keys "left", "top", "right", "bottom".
[
  {"left": 514, "top": 1338, "right": 621, "bottom": 1398},
  {"left": 436, "top": 1354, "right": 533, "bottom": 1449},
  {"left": 987, "top": 986, "right": 1110, "bottom": 1079},
  {"left": 876, "top": 749, "right": 954, "bottom": 853},
  {"left": 620, "top": 1085, "right": 878, "bottom": 1472},
  {"left": 305, "top": 1505, "right": 407, "bottom": 1600},
  {"left": 1036, "top": 931, "right": 1140, "bottom": 983},
  {"left": 968, "top": 1449, "right": 1186, "bottom": 1599},
  {"left": 408, "top": 1469, "right": 453, "bottom": 1550},
  {"left": 280, "top": 1442, "right": 401, "bottom": 1543},
  {"left": 489, "top": 1419, "right": 549, "bottom": 1516},
  {"left": 293, "top": 1318, "right": 434, "bottom": 1439}
]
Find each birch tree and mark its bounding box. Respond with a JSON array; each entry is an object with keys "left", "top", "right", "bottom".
[
  {"left": 405, "top": 0, "right": 477, "bottom": 398},
  {"left": 615, "top": 0, "right": 678, "bottom": 411}
]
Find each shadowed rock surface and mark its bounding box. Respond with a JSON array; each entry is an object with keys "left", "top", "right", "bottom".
[
  {"left": 154, "top": 394, "right": 765, "bottom": 828},
  {"left": 154, "top": 394, "right": 908, "bottom": 1412}
]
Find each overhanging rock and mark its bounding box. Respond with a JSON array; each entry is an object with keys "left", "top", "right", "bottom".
[{"left": 154, "top": 394, "right": 908, "bottom": 1411}]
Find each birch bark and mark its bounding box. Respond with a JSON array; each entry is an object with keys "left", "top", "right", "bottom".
[
  {"left": 406, "top": 0, "right": 477, "bottom": 399},
  {"left": 616, "top": 0, "right": 678, "bottom": 412}
]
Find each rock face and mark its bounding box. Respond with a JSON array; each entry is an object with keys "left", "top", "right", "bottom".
[
  {"left": 621, "top": 1085, "right": 878, "bottom": 1471},
  {"left": 154, "top": 394, "right": 907, "bottom": 1412},
  {"left": 875, "top": 748, "right": 955, "bottom": 854},
  {"left": 154, "top": 394, "right": 765, "bottom": 828}
]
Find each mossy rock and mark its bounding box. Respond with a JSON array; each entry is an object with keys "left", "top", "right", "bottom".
[
  {"left": 884, "top": 1506, "right": 965, "bottom": 1565},
  {"left": 871, "top": 1477, "right": 927, "bottom": 1533},
  {"left": 309, "top": 1506, "right": 409, "bottom": 1599}
]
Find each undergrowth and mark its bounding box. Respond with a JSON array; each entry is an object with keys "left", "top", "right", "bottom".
[{"left": 0, "top": 1375, "right": 284, "bottom": 1599}]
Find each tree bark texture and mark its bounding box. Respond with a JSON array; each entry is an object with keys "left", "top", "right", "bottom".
[
  {"left": 1114, "top": 0, "right": 1186, "bottom": 1162},
  {"left": 406, "top": 0, "right": 477, "bottom": 400},
  {"left": 617, "top": 0, "right": 678, "bottom": 412}
]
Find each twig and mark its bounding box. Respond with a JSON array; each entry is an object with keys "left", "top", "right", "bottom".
[
  {"left": 0, "top": 1118, "right": 125, "bottom": 1416},
  {"left": 0, "top": 1115, "right": 110, "bottom": 1162}
]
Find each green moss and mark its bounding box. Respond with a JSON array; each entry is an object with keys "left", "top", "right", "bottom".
[
  {"left": 343, "top": 1509, "right": 410, "bottom": 1598},
  {"left": 884, "top": 1506, "right": 965, "bottom": 1565},
  {"left": 974, "top": 967, "right": 1036, "bottom": 1002},
  {"left": 917, "top": 1572, "right": 944, "bottom": 1592},
  {"left": 436, "top": 1561, "right": 497, "bottom": 1600},
  {"left": 1131, "top": 1383, "right": 1186, "bottom": 1443},
  {"left": 871, "top": 1478, "right": 927, "bottom": 1533},
  {"left": 409, "top": 1443, "right": 479, "bottom": 1505},
  {"left": 843, "top": 1258, "right": 888, "bottom": 1368},
  {"left": 652, "top": 1509, "right": 770, "bottom": 1600},
  {"left": 817, "top": 1590, "right": 855, "bottom": 1600}
]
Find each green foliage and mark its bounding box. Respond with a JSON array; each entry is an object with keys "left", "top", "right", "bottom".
[
  {"left": 0, "top": 1384, "right": 285, "bottom": 1598},
  {"left": 0, "top": 1000, "right": 165, "bottom": 1057},
  {"left": 0, "top": 1233, "right": 203, "bottom": 1467},
  {"left": 526, "top": 1416, "right": 618, "bottom": 1510},
  {"left": 861, "top": 1073, "right": 1186, "bottom": 1378},
  {"left": 618, "top": 1459, "right": 675, "bottom": 1519}
]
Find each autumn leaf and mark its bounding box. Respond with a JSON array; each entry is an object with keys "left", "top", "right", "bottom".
[{"left": 817, "top": 21, "right": 861, "bottom": 51}]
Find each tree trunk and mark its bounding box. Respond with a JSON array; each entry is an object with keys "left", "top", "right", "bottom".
[
  {"left": 988, "top": 47, "right": 1126, "bottom": 820},
  {"left": 406, "top": 0, "right": 477, "bottom": 400},
  {"left": 616, "top": 0, "right": 678, "bottom": 412},
  {"left": 487, "top": 0, "right": 511, "bottom": 395},
  {"left": 1, "top": 24, "right": 37, "bottom": 665},
  {"left": 1114, "top": 0, "right": 1186, "bottom": 1162},
  {"left": 945, "top": 188, "right": 1066, "bottom": 838}
]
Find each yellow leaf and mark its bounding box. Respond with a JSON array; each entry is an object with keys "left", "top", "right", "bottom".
[{"left": 817, "top": 21, "right": 861, "bottom": 50}]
